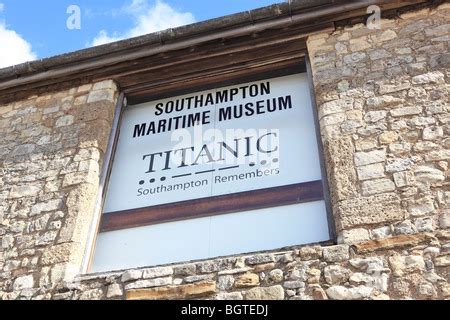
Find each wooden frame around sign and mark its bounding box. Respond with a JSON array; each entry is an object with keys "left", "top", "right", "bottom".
[{"left": 98, "top": 62, "right": 334, "bottom": 238}]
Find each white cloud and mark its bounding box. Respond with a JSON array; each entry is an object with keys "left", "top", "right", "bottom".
[
  {"left": 91, "top": 30, "right": 123, "bottom": 46},
  {"left": 91, "top": 0, "right": 195, "bottom": 46},
  {"left": 0, "top": 3, "right": 4, "bottom": 13},
  {"left": 0, "top": 21, "right": 37, "bottom": 68}
]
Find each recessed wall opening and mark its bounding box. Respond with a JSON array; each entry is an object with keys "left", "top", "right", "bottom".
[{"left": 89, "top": 65, "right": 334, "bottom": 273}]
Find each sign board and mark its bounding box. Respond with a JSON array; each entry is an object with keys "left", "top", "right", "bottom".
[{"left": 103, "top": 73, "right": 322, "bottom": 215}]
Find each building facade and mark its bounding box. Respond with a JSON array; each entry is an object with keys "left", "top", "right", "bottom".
[{"left": 0, "top": 0, "right": 449, "bottom": 300}]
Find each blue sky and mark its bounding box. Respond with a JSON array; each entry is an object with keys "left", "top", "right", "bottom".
[{"left": 0, "top": 0, "right": 279, "bottom": 68}]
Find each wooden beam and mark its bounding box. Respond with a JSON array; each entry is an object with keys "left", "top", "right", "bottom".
[
  {"left": 126, "top": 58, "right": 306, "bottom": 104},
  {"left": 100, "top": 180, "right": 324, "bottom": 232},
  {"left": 0, "top": 0, "right": 430, "bottom": 101}
]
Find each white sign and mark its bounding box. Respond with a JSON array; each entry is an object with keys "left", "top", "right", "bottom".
[{"left": 103, "top": 73, "right": 322, "bottom": 213}]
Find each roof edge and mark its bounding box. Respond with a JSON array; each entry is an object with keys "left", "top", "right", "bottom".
[
  {"left": 0, "top": 0, "right": 333, "bottom": 80},
  {"left": 0, "top": 0, "right": 436, "bottom": 96}
]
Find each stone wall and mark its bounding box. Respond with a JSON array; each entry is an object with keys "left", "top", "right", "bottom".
[
  {"left": 308, "top": 4, "right": 449, "bottom": 249},
  {"left": 39, "top": 234, "right": 448, "bottom": 300},
  {"left": 0, "top": 3, "right": 449, "bottom": 300},
  {"left": 0, "top": 81, "right": 119, "bottom": 299}
]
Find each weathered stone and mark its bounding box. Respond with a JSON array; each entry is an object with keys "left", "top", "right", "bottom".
[
  {"left": 369, "top": 49, "right": 391, "bottom": 60},
  {"left": 324, "top": 265, "right": 351, "bottom": 285},
  {"left": 386, "top": 158, "right": 415, "bottom": 173},
  {"left": 366, "top": 96, "right": 403, "bottom": 109},
  {"left": 142, "top": 267, "right": 173, "bottom": 279},
  {"left": 354, "top": 139, "right": 377, "bottom": 152},
  {"left": 408, "top": 198, "right": 435, "bottom": 216},
  {"left": 326, "top": 285, "right": 373, "bottom": 300},
  {"left": 92, "top": 80, "right": 116, "bottom": 91},
  {"left": 389, "top": 255, "right": 425, "bottom": 276},
  {"left": 320, "top": 113, "right": 346, "bottom": 126},
  {"left": 418, "top": 282, "right": 437, "bottom": 298},
  {"left": 77, "top": 84, "right": 93, "bottom": 92},
  {"left": 319, "top": 98, "right": 354, "bottom": 118},
  {"left": 325, "top": 137, "right": 358, "bottom": 201},
  {"left": 62, "top": 170, "right": 99, "bottom": 187},
  {"left": 283, "top": 280, "right": 305, "bottom": 289},
  {"left": 124, "top": 277, "right": 172, "bottom": 290},
  {"left": 106, "top": 283, "right": 123, "bottom": 298},
  {"left": 412, "top": 71, "right": 445, "bottom": 84},
  {"left": 342, "top": 120, "right": 364, "bottom": 134},
  {"left": 425, "top": 149, "right": 450, "bottom": 161},
  {"left": 372, "top": 226, "right": 392, "bottom": 239},
  {"left": 408, "top": 117, "right": 436, "bottom": 127},
  {"left": 374, "top": 29, "right": 397, "bottom": 42},
  {"left": 73, "top": 148, "right": 101, "bottom": 162},
  {"left": 364, "top": 110, "right": 387, "bottom": 123},
  {"left": 173, "top": 264, "right": 196, "bottom": 276},
  {"left": 415, "top": 218, "right": 434, "bottom": 233},
  {"left": 440, "top": 212, "right": 450, "bottom": 229},
  {"left": 218, "top": 267, "right": 252, "bottom": 275},
  {"left": 434, "top": 255, "right": 450, "bottom": 267},
  {"left": 361, "top": 179, "right": 395, "bottom": 196},
  {"left": 79, "top": 288, "right": 104, "bottom": 300},
  {"left": 217, "top": 275, "right": 234, "bottom": 290},
  {"left": 390, "top": 120, "right": 408, "bottom": 131},
  {"left": 349, "top": 37, "right": 370, "bottom": 52},
  {"left": 253, "top": 263, "right": 276, "bottom": 273},
  {"left": 354, "top": 149, "right": 386, "bottom": 166},
  {"left": 394, "top": 220, "right": 416, "bottom": 235},
  {"left": 87, "top": 89, "right": 116, "bottom": 103},
  {"left": 349, "top": 273, "right": 374, "bottom": 286},
  {"left": 2, "top": 234, "right": 15, "bottom": 250},
  {"left": 414, "top": 166, "right": 445, "bottom": 183},
  {"left": 352, "top": 233, "right": 433, "bottom": 254},
  {"left": 339, "top": 228, "right": 371, "bottom": 244},
  {"left": 13, "top": 275, "right": 34, "bottom": 290},
  {"left": 393, "top": 171, "right": 415, "bottom": 188},
  {"left": 36, "top": 231, "right": 58, "bottom": 246},
  {"left": 11, "top": 143, "right": 37, "bottom": 157},
  {"left": 323, "top": 245, "right": 350, "bottom": 262},
  {"left": 390, "top": 106, "right": 422, "bottom": 117},
  {"left": 30, "top": 199, "right": 62, "bottom": 216},
  {"left": 356, "top": 163, "right": 385, "bottom": 181},
  {"left": 234, "top": 273, "right": 260, "bottom": 288},
  {"left": 423, "top": 126, "right": 443, "bottom": 140},
  {"left": 9, "top": 184, "right": 42, "bottom": 199},
  {"left": 121, "top": 270, "right": 143, "bottom": 282},
  {"left": 268, "top": 269, "right": 284, "bottom": 283},
  {"left": 413, "top": 141, "right": 440, "bottom": 152},
  {"left": 312, "top": 286, "right": 328, "bottom": 300},
  {"left": 337, "top": 193, "right": 405, "bottom": 229},
  {"left": 442, "top": 284, "right": 450, "bottom": 298},
  {"left": 244, "top": 285, "right": 284, "bottom": 300},
  {"left": 245, "top": 254, "right": 274, "bottom": 265},
  {"left": 299, "top": 246, "right": 323, "bottom": 260},
  {"left": 425, "top": 24, "right": 450, "bottom": 37},
  {"left": 379, "top": 82, "right": 411, "bottom": 94},
  {"left": 379, "top": 132, "right": 399, "bottom": 144},
  {"left": 40, "top": 243, "right": 72, "bottom": 265},
  {"left": 184, "top": 274, "right": 214, "bottom": 283},
  {"left": 126, "top": 281, "right": 216, "bottom": 300},
  {"left": 55, "top": 115, "right": 74, "bottom": 128},
  {"left": 343, "top": 52, "right": 367, "bottom": 64},
  {"left": 197, "top": 261, "right": 220, "bottom": 273}
]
